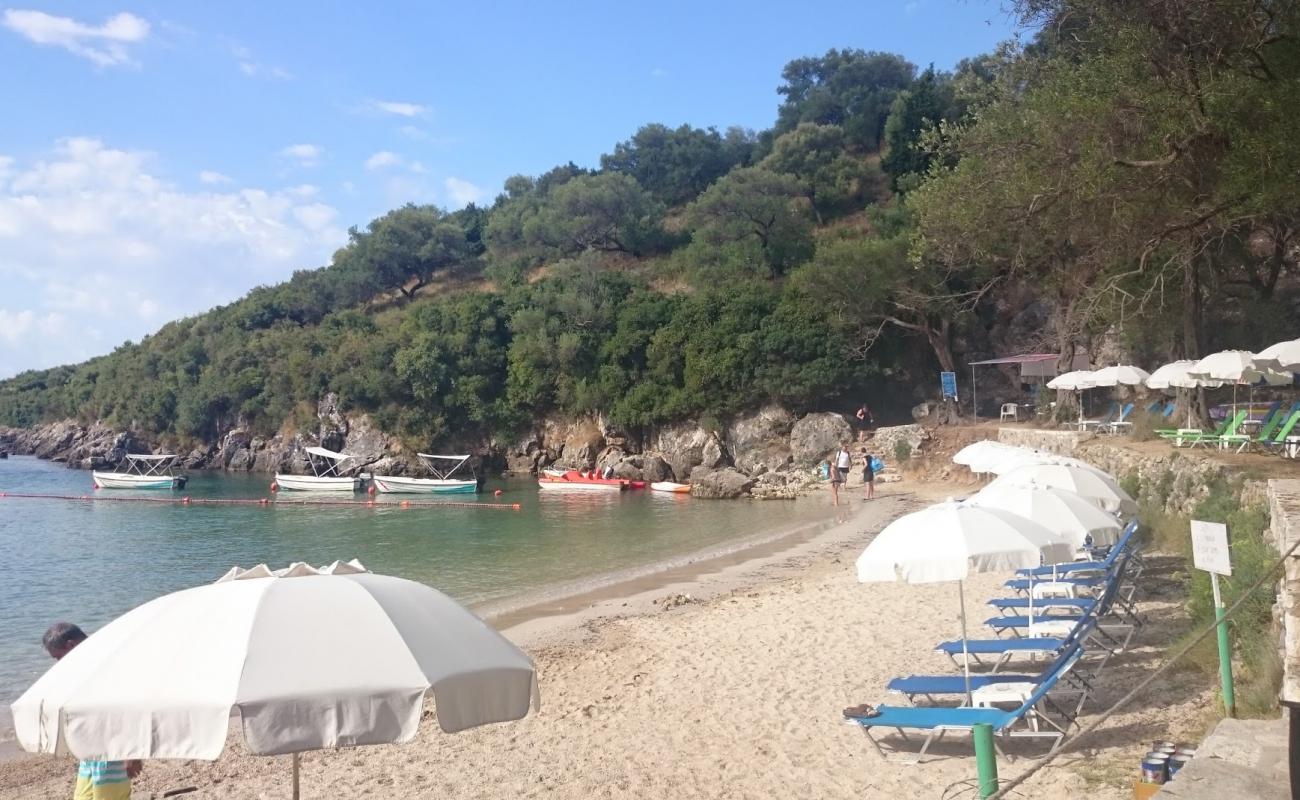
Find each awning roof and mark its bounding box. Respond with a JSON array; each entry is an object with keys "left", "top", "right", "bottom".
[
  {"left": 968, "top": 354, "right": 1060, "bottom": 366},
  {"left": 124, "top": 453, "right": 177, "bottom": 460},
  {"left": 304, "top": 446, "right": 354, "bottom": 460}
]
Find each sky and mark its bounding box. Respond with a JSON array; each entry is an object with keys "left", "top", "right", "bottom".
[{"left": 0, "top": 1, "right": 1022, "bottom": 378}]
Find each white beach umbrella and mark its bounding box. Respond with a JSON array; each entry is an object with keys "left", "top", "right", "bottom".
[
  {"left": 969, "top": 482, "right": 1123, "bottom": 550},
  {"left": 1046, "top": 370, "right": 1096, "bottom": 391},
  {"left": 1189, "top": 350, "right": 1290, "bottom": 386},
  {"left": 11, "top": 560, "right": 539, "bottom": 799},
  {"left": 856, "top": 501, "right": 1074, "bottom": 701},
  {"left": 1090, "top": 365, "right": 1151, "bottom": 387},
  {"left": 991, "top": 463, "right": 1137, "bottom": 518},
  {"left": 1256, "top": 338, "right": 1300, "bottom": 373},
  {"left": 1146, "top": 360, "right": 1220, "bottom": 390},
  {"left": 953, "top": 440, "right": 1030, "bottom": 474}
]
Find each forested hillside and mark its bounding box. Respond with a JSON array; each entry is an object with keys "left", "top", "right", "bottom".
[{"left": 3, "top": 0, "right": 1299, "bottom": 451}]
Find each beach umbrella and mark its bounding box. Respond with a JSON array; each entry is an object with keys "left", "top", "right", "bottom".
[
  {"left": 856, "top": 501, "right": 1074, "bottom": 702},
  {"left": 952, "top": 440, "right": 1027, "bottom": 474},
  {"left": 1046, "top": 370, "right": 1095, "bottom": 391},
  {"left": 969, "top": 482, "right": 1123, "bottom": 550},
  {"left": 1189, "top": 350, "right": 1290, "bottom": 386},
  {"left": 990, "top": 463, "right": 1137, "bottom": 518},
  {"left": 11, "top": 560, "right": 539, "bottom": 799},
  {"left": 1189, "top": 350, "right": 1291, "bottom": 424},
  {"left": 1090, "top": 365, "right": 1151, "bottom": 387},
  {"left": 1146, "top": 360, "right": 1220, "bottom": 390},
  {"left": 1047, "top": 370, "right": 1097, "bottom": 423},
  {"left": 1256, "top": 338, "right": 1300, "bottom": 373}
]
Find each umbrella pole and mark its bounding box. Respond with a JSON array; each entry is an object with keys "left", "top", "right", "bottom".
[
  {"left": 960, "top": 580, "right": 973, "bottom": 705},
  {"left": 292, "top": 753, "right": 300, "bottom": 800}
]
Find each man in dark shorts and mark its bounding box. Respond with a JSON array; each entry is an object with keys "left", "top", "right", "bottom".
[{"left": 830, "top": 444, "right": 852, "bottom": 506}]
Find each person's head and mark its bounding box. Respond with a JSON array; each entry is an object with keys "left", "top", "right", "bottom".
[{"left": 43, "top": 622, "right": 86, "bottom": 660}]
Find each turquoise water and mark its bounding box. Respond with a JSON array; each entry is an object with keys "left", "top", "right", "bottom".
[{"left": 0, "top": 456, "right": 829, "bottom": 723}]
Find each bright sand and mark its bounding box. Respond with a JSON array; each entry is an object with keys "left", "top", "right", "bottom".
[{"left": 0, "top": 485, "right": 1213, "bottom": 799}]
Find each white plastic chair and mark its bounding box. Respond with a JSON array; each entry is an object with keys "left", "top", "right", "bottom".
[{"left": 1000, "top": 403, "right": 1018, "bottom": 422}]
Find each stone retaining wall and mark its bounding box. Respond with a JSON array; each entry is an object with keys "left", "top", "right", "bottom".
[
  {"left": 1270, "top": 479, "right": 1300, "bottom": 705},
  {"left": 996, "top": 427, "right": 1090, "bottom": 454}
]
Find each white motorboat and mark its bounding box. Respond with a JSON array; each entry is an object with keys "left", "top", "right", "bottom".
[
  {"left": 275, "top": 447, "right": 362, "bottom": 492},
  {"left": 372, "top": 454, "right": 479, "bottom": 494},
  {"left": 93, "top": 454, "right": 188, "bottom": 490}
]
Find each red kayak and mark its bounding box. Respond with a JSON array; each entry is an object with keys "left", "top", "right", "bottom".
[{"left": 538, "top": 470, "right": 647, "bottom": 491}]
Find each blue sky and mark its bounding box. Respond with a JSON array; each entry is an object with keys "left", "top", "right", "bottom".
[{"left": 0, "top": 1, "right": 1021, "bottom": 378}]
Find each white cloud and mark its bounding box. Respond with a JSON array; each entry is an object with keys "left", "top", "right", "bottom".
[
  {"left": 2, "top": 9, "right": 149, "bottom": 67},
  {"left": 370, "top": 100, "right": 427, "bottom": 117},
  {"left": 231, "top": 43, "right": 292, "bottom": 80},
  {"left": 365, "top": 150, "right": 401, "bottom": 170},
  {"left": 444, "top": 177, "right": 487, "bottom": 208},
  {"left": 0, "top": 137, "right": 347, "bottom": 377},
  {"left": 280, "top": 143, "right": 322, "bottom": 165},
  {"left": 199, "top": 169, "right": 231, "bottom": 185}
]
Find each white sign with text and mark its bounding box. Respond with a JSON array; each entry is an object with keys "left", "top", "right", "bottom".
[{"left": 1191, "top": 520, "right": 1232, "bottom": 576}]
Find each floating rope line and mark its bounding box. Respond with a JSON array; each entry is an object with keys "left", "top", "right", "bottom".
[
  {"left": 989, "top": 529, "right": 1300, "bottom": 799},
  {"left": 0, "top": 491, "right": 521, "bottom": 510}
]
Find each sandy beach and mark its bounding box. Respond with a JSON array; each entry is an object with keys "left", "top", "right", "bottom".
[{"left": 0, "top": 484, "right": 1212, "bottom": 800}]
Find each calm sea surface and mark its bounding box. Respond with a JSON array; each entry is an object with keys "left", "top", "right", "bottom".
[{"left": 0, "top": 456, "right": 830, "bottom": 725}]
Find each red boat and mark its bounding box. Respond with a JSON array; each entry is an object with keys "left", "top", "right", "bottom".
[{"left": 537, "top": 469, "right": 647, "bottom": 491}]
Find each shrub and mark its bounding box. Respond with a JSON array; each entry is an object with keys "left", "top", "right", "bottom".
[{"left": 894, "top": 440, "right": 912, "bottom": 463}]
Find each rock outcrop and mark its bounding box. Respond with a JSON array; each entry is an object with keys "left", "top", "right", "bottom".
[
  {"left": 689, "top": 466, "right": 756, "bottom": 499},
  {"left": 725, "top": 404, "right": 793, "bottom": 476},
  {"left": 652, "top": 422, "right": 715, "bottom": 480},
  {"left": 789, "top": 413, "right": 852, "bottom": 465}
]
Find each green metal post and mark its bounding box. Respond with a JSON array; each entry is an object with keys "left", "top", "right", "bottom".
[
  {"left": 973, "top": 722, "right": 998, "bottom": 798},
  {"left": 1212, "top": 573, "right": 1236, "bottom": 717}
]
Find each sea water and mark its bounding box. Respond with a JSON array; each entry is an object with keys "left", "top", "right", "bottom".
[{"left": 0, "top": 455, "right": 831, "bottom": 732}]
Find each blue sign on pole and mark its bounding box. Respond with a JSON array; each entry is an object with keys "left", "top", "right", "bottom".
[{"left": 940, "top": 371, "right": 958, "bottom": 400}]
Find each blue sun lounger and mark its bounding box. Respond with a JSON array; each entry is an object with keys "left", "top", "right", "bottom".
[
  {"left": 888, "top": 639, "right": 1092, "bottom": 713},
  {"left": 847, "top": 648, "right": 1082, "bottom": 761},
  {"left": 1015, "top": 520, "right": 1139, "bottom": 580}
]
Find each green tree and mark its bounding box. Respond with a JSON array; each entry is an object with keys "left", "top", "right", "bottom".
[
  {"left": 601, "top": 123, "right": 755, "bottom": 206},
  {"left": 684, "top": 167, "right": 815, "bottom": 279},
  {"left": 761, "top": 122, "right": 879, "bottom": 222},
  {"left": 881, "top": 66, "right": 958, "bottom": 190},
  {"left": 534, "top": 172, "right": 669, "bottom": 257},
  {"left": 339, "top": 204, "right": 472, "bottom": 301},
  {"left": 775, "top": 49, "right": 916, "bottom": 151}
]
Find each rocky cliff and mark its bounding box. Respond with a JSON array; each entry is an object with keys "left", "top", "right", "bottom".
[{"left": 1, "top": 399, "right": 885, "bottom": 500}]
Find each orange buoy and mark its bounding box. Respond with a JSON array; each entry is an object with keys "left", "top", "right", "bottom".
[
  {"left": 270, "top": 481, "right": 279, "bottom": 492},
  {"left": 181, "top": 496, "right": 191, "bottom": 505},
  {"left": 368, "top": 484, "right": 377, "bottom": 495},
  {"left": 493, "top": 489, "right": 503, "bottom": 497},
  {"left": 512, "top": 503, "right": 522, "bottom": 510},
  {"left": 400, "top": 500, "right": 411, "bottom": 509}
]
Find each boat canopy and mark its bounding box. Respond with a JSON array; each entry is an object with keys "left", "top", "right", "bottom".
[
  {"left": 121, "top": 453, "right": 180, "bottom": 477},
  {"left": 415, "top": 453, "right": 473, "bottom": 480},
  {"left": 304, "top": 446, "right": 354, "bottom": 461}
]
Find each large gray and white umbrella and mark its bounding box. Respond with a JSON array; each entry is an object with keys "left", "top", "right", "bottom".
[
  {"left": 1257, "top": 338, "right": 1300, "bottom": 373},
  {"left": 11, "top": 560, "right": 539, "bottom": 797},
  {"left": 969, "top": 481, "right": 1123, "bottom": 550},
  {"left": 1189, "top": 350, "right": 1290, "bottom": 386},
  {"left": 990, "top": 463, "right": 1137, "bottom": 518},
  {"left": 857, "top": 502, "right": 1074, "bottom": 701}
]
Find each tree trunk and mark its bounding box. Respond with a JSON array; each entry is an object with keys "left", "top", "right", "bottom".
[
  {"left": 925, "top": 317, "right": 957, "bottom": 373},
  {"left": 1175, "top": 254, "right": 1210, "bottom": 427}
]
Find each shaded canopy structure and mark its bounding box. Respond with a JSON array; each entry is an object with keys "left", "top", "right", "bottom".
[{"left": 968, "top": 353, "right": 1087, "bottom": 420}]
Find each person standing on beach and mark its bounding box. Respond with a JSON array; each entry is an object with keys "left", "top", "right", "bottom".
[
  {"left": 854, "top": 404, "right": 874, "bottom": 441},
  {"left": 831, "top": 444, "right": 852, "bottom": 506},
  {"left": 861, "top": 451, "right": 876, "bottom": 501},
  {"left": 43, "top": 622, "right": 141, "bottom": 800}
]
